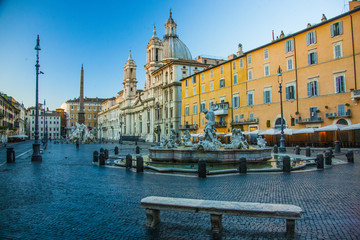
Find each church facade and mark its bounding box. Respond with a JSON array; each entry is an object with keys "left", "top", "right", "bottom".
[{"left": 98, "top": 12, "right": 212, "bottom": 142}]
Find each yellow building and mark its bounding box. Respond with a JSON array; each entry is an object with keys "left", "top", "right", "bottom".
[{"left": 181, "top": 3, "right": 360, "bottom": 146}]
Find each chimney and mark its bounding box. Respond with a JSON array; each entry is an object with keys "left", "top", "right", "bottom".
[
  {"left": 272, "top": 30, "right": 274, "bottom": 41},
  {"left": 236, "top": 43, "right": 243, "bottom": 56},
  {"left": 349, "top": 0, "right": 360, "bottom": 11},
  {"left": 227, "top": 54, "right": 236, "bottom": 60}
]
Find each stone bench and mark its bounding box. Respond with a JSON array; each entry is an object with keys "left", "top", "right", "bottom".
[{"left": 140, "top": 196, "right": 302, "bottom": 234}]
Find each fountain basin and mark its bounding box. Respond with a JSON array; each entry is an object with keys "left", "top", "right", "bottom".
[{"left": 149, "top": 147, "right": 272, "bottom": 163}]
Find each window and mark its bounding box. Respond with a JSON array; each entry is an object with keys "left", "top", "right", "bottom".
[
  {"left": 308, "top": 51, "right": 317, "bottom": 65},
  {"left": 248, "top": 54, "right": 252, "bottom": 65},
  {"left": 233, "top": 74, "right": 238, "bottom": 85},
  {"left": 193, "top": 86, "right": 196, "bottom": 95},
  {"left": 220, "top": 96, "right": 225, "bottom": 103},
  {"left": 306, "top": 31, "right": 317, "bottom": 45},
  {"left": 202, "top": 118, "right": 204, "bottom": 126},
  {"left": 220, "top": 66, "right": 224, "bottom": 75},
  {"left": 234, "top": 114, "right": 239, "bottom": 122},
  {"left": 185, "top": 89, "right": 188, "bottom": 97},
  {"left": 264, "top": 64, "right": 270, "bottom": 77},
  {"left": 331, "top": 21, "right": 343, "bottom": 37},
  {"left": 249, "top": 113, "right": 255, "bottom": 121},
  {"left": 211, "top": 70, "right": 213, "bottom": 78},
  {"left": 264, "top": 48, "right": 269, "bottom": 60},
  {"left": 71, "top": 106, "right": 74, "bottom": 110},
  {"left": 232, "top": 94, "right": 239, "bottom": 108},
  {"left": 335, "top": 75, "right": 345, "bottom": 93},
  {"left": 307, "top": 80, "right": 319, "bottom": 97},
  {"left": 285, "top": 39, "right": 293, "bottom": 53},
  {"left": 263, "top": 89, "right": 271, "bottom": 104},
  {"left": 192, "top": 76, "right": 196, "bottom": 83},
  {"left": 201, "top": 84, "right": 205, "bottom": 93},
  {"left": 338, "top": 104, "right": 345, "bottom": 116},
  {"left": 232, "top": 61, "right": 236, "bottom": 70},
  {"left": 210, "top": 81, "right": 214, "bottom": 91},
  {"left": 193, "top": 104, "right": 198, "bottom": 114},
  {"left": 200, "top": 102, "right": 206, "bottom": 112},
  {"left": 88, "top": 106, "right": 91, "bottom": 110},
  {"left": 239, "top": 58, "right": 243, "bottom": 68},
  {"left": 287, "top": 57, "right": 293, "bottom": 71},
  {"left": 202, "top": 73, "right": 204, "bottom": 81},
  {"left": 94, "top": 113, "right": 97, "bottom": 119},
  {"left": 185, "top": 79, "right": 188, "bottom": 86},
  {"left": 185, "top": 105, "right": 189, "bottom": 116},
  {"left": 247, "top": 91, "right": 254, "bottom": 106},
  {"left": 248, "top": 69, "right": 253, "bottom": 80},
  {"left": 286, "top": 85, "right": 296, "bottom": 100},
  {"left": 333, "top": 42, "right": 342, "bottom": 59},
  {"left": 220, "top": 78, "right": 225, "bottom": 88}
]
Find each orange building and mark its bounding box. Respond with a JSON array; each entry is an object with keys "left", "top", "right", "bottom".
[{"left": 181, "top": 3, "right": 360, "bottom": 146}]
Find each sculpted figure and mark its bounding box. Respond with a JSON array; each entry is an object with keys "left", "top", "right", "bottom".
[{"left": 257, "top": 136, "right": 267, "bottom": 148}]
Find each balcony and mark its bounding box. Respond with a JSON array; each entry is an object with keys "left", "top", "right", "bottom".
[
  {"left": 214, "top": 102, "right": 229, "bottom": 115},
  {"left": 326, "top": 109, "right": 352, "bottom": 119},
  {"left": 179, "top": 124, "right": 198, "bottom": 130},
  {"left": 351, "top": 89, "right": 360, "bottom": 102},
  {"left": 215, "top": 121, "right": 227, "bottom": 127},
  {"left": 231, "top": 118, "right": 259, "bottom": 125},
  {"left": 297, "top": 117, "right": 323, "bottom": 124}
]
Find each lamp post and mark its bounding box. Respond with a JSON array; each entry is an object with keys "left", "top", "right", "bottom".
[
  {"left": 32, "top": 35, "right": 42, "bottom": 161},
  {"left": 119, "top": 119, "right": 123, "bottom": 144},
  {"left": 157, "top": 105, "right": 160, "bottom": 143},
  {"left": 277, "top": 66, "right": 286, "bottom": 153}
]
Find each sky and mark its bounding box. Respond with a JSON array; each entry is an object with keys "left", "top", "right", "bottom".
[{"left": 0, "top": 0, "right": 350, "bottom": 110}]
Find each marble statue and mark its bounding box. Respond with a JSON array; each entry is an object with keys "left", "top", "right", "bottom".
[{"left": 257, "top": 136, "right": 267, "bottom": 148}]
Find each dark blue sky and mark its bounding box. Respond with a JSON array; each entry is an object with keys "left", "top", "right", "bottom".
[{"left": 0, "top": 0, "right": 347, "bottom": 110}]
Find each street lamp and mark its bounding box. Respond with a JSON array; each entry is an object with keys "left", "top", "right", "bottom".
[
  {"left": 277, "top": 66, "right": 286, "bottom": 153},
  {"left": 157, "top": 105, "right": 160, "bottom": 143},
  {"left": 32, "top": 35, "right": 42, "bottom": 162},
  {"left": 119, "top": 119, "right": 123, "bottom": 144}
]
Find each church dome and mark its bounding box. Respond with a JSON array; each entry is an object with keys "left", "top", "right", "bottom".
[
  {"left": 161, "top": 36, "right": 192, "bottom": 60},
  {"left": 161, "top": 11, "right": 192, "bottom": 60}
]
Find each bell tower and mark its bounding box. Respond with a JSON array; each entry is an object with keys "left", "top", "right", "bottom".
[{"left": 123, "top": 50, "right": 137, "bottom": 99}]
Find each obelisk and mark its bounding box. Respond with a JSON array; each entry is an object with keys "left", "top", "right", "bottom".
[{"left": 78, "top": 64, "right": 85, "bottom": 124}]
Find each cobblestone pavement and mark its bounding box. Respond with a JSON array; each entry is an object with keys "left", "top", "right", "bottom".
[{"left": 0, "top": 142, "right": 359, "bottom": 239}]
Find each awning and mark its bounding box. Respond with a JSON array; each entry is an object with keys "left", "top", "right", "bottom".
[
  {"left": 340, "top": 123, "right": 360, "bottom": 131},
  {"left": 293, "top": 128, "right": 316, "bottom": 134},
  {"left": 8, "top": 135, "right": 29, "bottom": 138},
  {"left": 259, "top": 129, "right": 280, "bottom": 135},
  {"left": 315, "top": 124, "right": 347, "bottom": 132},
  {"left": 243, "top": 130, "right": 263, "bottom": 135}
]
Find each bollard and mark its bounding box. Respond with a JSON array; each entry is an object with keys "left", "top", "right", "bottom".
[
  {"left": 100, "top": 148, "right": 104, "bottom": 153},
  {"left": 76, "top": 140, "right": 79, "bottom": 148},
  {"left": 334, "top": 141, "right": 341, "bottom": 153},
  {"left": 136, "top": 156, "right": 144, "bottom": 173},
  {"left": 6, "top": 148, "right": 15, "bottom": 163},
  {"left": 93, "top": 151, "right": 99, "bottom": 162},
  {"left": 325, "top": 150, "right": 332, "bottom": 165},
  {"left": 346, "top": 150, "right": 354, "bottom": 163},
  {"left": 282, "top": 155, "right": 291, "bottom": 173},
  {"left": 198, "top": 158, "right": 207, "bottom": 178},
  {"left": 136, "top": 146, "right": 140, "bottom": 154},
  {"left": 273, "top": 144, "right": 278, "bottom": 154},
  {"left": 99, "top": 152, "right": 105, "bottom": 166},
  {"left": 135, "top": 141, "right": 138, "bottom": 145},
  {"left": 316, "top": 153, "right": 324, "bottom": 169},
  {"left": 114, "top": 146, "right": 119, "bottom": 155},
  {"left": 239, "top": 157, "right": 247, "bottom": 174},
  {"left": 306, "top": 146, "right": 311, "bottom": 157},
  {"left": 327, "top": 147, "right": 333, "bottom": 157},
  {"left": 104, "top": 149, "right": 109, "bottom": 159},
  {"left": 126, "top": 154, "right": 133, "bottom": 170},
  {"left": 295, "top": 145, "right": 300, "bottom": 155}
]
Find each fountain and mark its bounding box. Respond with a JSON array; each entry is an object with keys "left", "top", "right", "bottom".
[
  {"left": 68, "top": 122, "right": 97, "bottom": 144},
  {"left": 150, "top": 107, "right": 272, "bottom": 163}
]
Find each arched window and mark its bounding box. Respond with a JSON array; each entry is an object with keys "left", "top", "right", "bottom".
[
  {"left": 274, "top": 118, "right": 286, "bottom": 129},
  {"left": 336, "top": 119, "right": 348, "bottom": 125}
]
